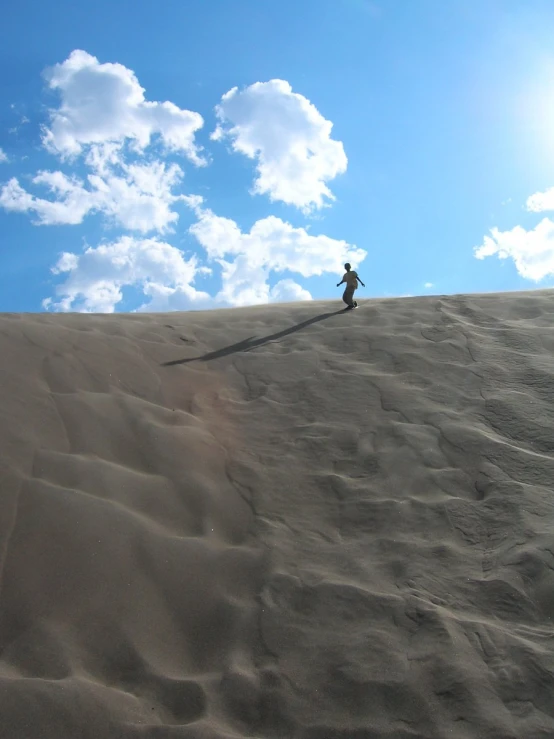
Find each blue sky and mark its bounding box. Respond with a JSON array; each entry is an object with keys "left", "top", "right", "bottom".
[{"left": 2, "top": 0, "right": 554, "bottom": 312}]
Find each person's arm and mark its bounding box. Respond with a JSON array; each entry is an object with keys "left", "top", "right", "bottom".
[
  {"left": 336, "top": 278, "right": 345, "bottom": 287},
  {"left": 357, "top": 275, "right": 365, "bottom": 287}
]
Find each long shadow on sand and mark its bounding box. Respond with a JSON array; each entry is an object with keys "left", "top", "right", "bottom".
[{"left": 162, "top": 310, "right": 343, "bottom": 366}]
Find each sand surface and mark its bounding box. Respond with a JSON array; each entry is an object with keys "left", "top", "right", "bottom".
[{"left": 1, "top": 292, "right": 554, "bottom": 738}]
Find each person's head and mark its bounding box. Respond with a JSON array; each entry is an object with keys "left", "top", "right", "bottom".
[{"left": 344, "top": 263, "right": 351, "bottom": 271}]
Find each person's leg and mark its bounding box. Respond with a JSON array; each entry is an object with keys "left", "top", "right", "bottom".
[{"left": 343, "top": 286, "right": 354, "bottom": 307}]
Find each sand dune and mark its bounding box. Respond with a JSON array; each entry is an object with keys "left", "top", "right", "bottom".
[{"left": 1, "top": 292, "right": 554, "bottom": 738}]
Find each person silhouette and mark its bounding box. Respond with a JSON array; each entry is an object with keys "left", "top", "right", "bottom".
[{"left": 336, "top": 263, "right": 365, "bottom": 309}]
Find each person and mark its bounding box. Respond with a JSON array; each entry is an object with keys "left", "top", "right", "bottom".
[{"left": 337, "top": 263, "right": 365, "bottom": 309}]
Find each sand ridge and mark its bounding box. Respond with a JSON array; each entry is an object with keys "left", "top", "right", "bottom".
[{"left": 1, "top": 292, "right": 554, "bottom": 737}]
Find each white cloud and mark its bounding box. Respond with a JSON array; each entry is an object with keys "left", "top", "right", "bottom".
[
  {"left": 216, "top": 256, "right": 272, "bottom": 307},
  {"left": 134, "top": 282, "right": 209, "bottom": 312},
  {"left": 475, "top": 218, "right": 554, "bottom": 281},
  {"left": 526, "top": 188, "right": 554, "bottom": 213},
  {"left": 42, "top": 50, "right": 205, "bottom": 164},
  {"left": 212, "top": 79, "right": 347, "bottom": 212},
  {"left": 42, "top": 199, "right": 365, "bottom": 311},
  {"left": 190, "top": 206, "right": 364, "bottom": 274},
  {"left": 5, "top": 51, "right": 360, "bottom": 313},
  {"left": 86, "top": 157, "right": 186, "bottom": 232},
  {"left": 44, "top": 235, "right": 209, "bottom": 312},
  {"left": 424, "top": 282, "right": 433, "bottom": 289},
  {"left": 270, "top": 279, "right": 312, "bottom": 303},
  {"left": 0, "top": 153, "right": 187, "bottom": 233},
  {"left": 0, "top": 148, "right": 8, "bottom": 163},
  {"left": 0, "top": 174, "right": 96, "bottom": 225},
  {"left": 213, "top": 261, "right": 313, "bottom": 307},
  {"left": 188, "top": 201, "right": 365, "bottom": 306},
  {"left": 1, "top": 51, "right": 207, "bottom": 236}
]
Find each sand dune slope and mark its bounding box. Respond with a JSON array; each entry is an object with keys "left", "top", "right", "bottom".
[{"left": 1, "top": 292, "right": 554, "bottom": 738}]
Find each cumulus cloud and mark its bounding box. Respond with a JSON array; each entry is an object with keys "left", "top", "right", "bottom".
[
  {"left": 474, "top": 218, "right": 554, "bottom": 281},
  {"left": 0, "top": 174, "right": 96, "bottom": 225},
  {"left": 133, "top": 282, "right": 210, "bottom": 313},
  {"left": 424, "top": 282, "right": 433, "bottom": 289},
  {"left": 4, "top": 50, "right": 360, "bottom": 313},
  {"left": 526, "top": 187, "right": 554, "bottom": 213},
  {"left": 270, "top": 279, "right": 312, "bottom": 303},
  {"left": 216, "top": 257, "right": 272, "bottom": 306},
  {"left": 212, "top": 79, "right": 347, "bottom": 212},
  {"left": 1, "top": 48, "right": 206, "bottom": 235},
  {"left": 0, "top": 152, "right": 187, "bottom": 232},
  {"left": 87, "top": 158, "right": 186, "bottom": 232},
  {"left": 188, "top": 201, "right": 365, "bottom": 306},
  {"left": 0, "top": 148, "right": 8, "bottom": 163},
  {"left": 190, "top": 206, "right": 363, "bottom": 273},
  {"left": 44, "top": 235, "right": 209, "bottom": 312},
  {"left": 213, "top": 260, "right": 313, "bottom": 307},
  {"left": 43, "top": 50, "right": 205, "bottom": 164},
  {"left": 42, "top": 199, "right": 365, "bottom": 311}
]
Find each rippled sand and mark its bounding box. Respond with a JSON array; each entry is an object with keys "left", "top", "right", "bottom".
[{"left": 1, "top": 292, "right": 554, "bottom": 738}]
